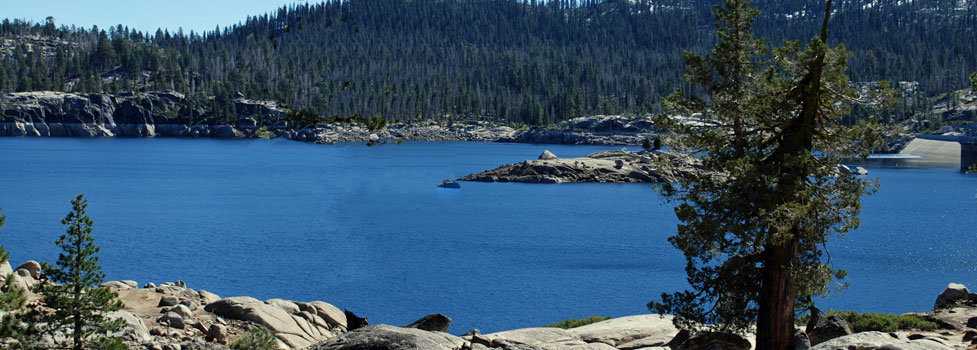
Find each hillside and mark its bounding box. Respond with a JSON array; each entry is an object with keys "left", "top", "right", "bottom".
[{"left": 0, "top": 0, "right": 975, "bottom": 126}]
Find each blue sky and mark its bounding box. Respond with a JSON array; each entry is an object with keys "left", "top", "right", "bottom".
[{"left": 1, "top": 0, "right": 302, "bottom": 35}]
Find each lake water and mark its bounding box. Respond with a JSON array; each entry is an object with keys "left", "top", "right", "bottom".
[{"left": 0, "top": 137, "right": 975, "bottom": 334}]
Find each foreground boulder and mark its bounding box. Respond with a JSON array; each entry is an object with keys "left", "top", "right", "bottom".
[
  {"left": 565, "top": 315, "right": 677, "bottom": 348},
  {"left": 310, "top": 324, "right": 466, "bottom": 350},
  {"left": 807, "top": 315, "right": 852, "bottom": 345},
  {"left": 204, "top": 297, "right": 345, "bottom": 348},
  {"left": 809, "top": 331, "right": 955, "bottom": 350},
  {"left": 474, "top": 327, "right": 617, "bottom": 350}
]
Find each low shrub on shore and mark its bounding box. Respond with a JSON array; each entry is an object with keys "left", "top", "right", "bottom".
[
  {"left": 797, "top": 311, "right": 940, "bottom": 332},
  {"left": 231, "top": 326, "right": 278, "bottom": 350},
  {"left": 544, "top": 316, "right": 612, "bottom": 329}
]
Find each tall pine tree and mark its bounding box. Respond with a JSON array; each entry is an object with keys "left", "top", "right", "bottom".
[
  {"left": 648, "top": 0, "right": 882, "bottom": 348},
  {"left": 35, "top": 194, "right": 124, "bottom": 350}
]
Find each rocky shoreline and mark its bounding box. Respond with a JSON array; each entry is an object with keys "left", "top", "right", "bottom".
[
  {"left": 0, "top": 91, "right": 658, "bottom": 146},
  {"left": 5, "top": 258, "right": 977, "bottom": 350},
  {"left": 458, "top": 149, "right": 709, "bottom": 184}
]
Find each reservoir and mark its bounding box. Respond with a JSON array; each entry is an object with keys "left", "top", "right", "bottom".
[{"left": 0, "top": 137, "right": 975, "bottom": 333}]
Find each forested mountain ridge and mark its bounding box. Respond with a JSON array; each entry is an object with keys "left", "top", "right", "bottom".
[{"left": 1, "top": 0, "right": 975, "bottom": 127}]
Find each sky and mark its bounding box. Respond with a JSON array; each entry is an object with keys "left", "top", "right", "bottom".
[{"left": 1, "top": 0, "right": 304, "bottom": 35}]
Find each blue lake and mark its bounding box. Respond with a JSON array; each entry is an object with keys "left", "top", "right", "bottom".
[{"left": 0, "top": 137, "right": 975, "bottom": 334}]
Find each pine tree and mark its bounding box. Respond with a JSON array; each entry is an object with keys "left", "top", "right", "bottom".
[
  {"left": 35, "top": 194, "right": 124, "bottom": 350},
  {"left": 970, "top": 72, "right": 976, "bottom": 94},
  {"left": 0, "top": 209, "right": 28, "bottom": 341},
  {"left": 648, "top": 0, "right": 882, "bottom": 348}
]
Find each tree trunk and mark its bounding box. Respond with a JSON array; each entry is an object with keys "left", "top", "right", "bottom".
[{"left": 755, "top": 237, "right": 798, "bottom": 350}]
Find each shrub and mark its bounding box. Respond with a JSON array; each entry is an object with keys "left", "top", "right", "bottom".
[
  {"left": 797, "top": 311, "right": 939, "bottom": 332},
  {"left": 255, "top": 126, "right": 272, "bottom": 139},
  {"left": 544, "top": 316, "right": 611, "bottom": 329},
  {"left": 231, "top": 326, "right": 278, "bottom": 350}
]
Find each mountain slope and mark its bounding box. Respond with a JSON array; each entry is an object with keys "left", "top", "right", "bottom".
[{"left": 0, "top": 0, "right": 974, "bottom": 126}]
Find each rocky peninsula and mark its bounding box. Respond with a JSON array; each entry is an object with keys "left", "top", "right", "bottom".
[
  {"left": 5, "top": 258, "right": 976, "bottom": 350},
  {"left": 458, "top": 149, "right": 708, "bottom": 184},
  {"left": 0, "top": 91, "right": 658, "bottom": 146}
]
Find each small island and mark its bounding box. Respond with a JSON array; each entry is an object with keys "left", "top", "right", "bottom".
[{"left": 458, "top": 149, "right": 708, "bottom": 184}]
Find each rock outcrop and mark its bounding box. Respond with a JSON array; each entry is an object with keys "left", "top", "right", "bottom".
[
  {"left": 0, "top": 91, "right": 286, "bottom": 140},
  {"left": 565, "top": 315, "right": 677, "bottom": 348},
  {"left": 459, "top": 150, "right": 708, "bottom": 183},
  {"left": 809, "top": 331, "right": 955, "bottom": 350},
  {"left": 311, "top": 324, "right": 467, "bottom": 350},
  {"left": 807, "top": 315, "right": 853, "bottom": 346},
  {"left": 11, "top": 258, "right": 976, "bottom": 350},
  {"left": 203, "top": 296, "right": 346, "bottom": 348},
  {"left": 1, "top": 93, "right": 661, "bottom": 146},
  {"left": 934, "top": 283, "right": 977, "bottom": 310}
]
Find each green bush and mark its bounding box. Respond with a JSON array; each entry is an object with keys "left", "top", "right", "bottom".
[
  {"left": 231, "top": 326, "right": 278, "bottom": 350},
  {"left": 797, "top": 311, "right": 939, "bottom": 332},
  {"left": 544, "top": 316, "right": 611, "bottom": 329},
  {"left": 255, "top": 126, "right": 272, "bottom": 139},
  {"left": 89, "top": 336, "right": 128, "bottom": 350}
]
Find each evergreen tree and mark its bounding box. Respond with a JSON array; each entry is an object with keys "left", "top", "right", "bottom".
[
  {"left": 34, "top": 194, "right": 124, "bottom": 350},
  {"left": 970, "top": 72, "right": 976, "bottom": 94},
  {"left": 648, "top": 1, "right": 881, "bottom": 348},
  {"left": 0, "top": 209, "right": 28, "bottom": 342}
]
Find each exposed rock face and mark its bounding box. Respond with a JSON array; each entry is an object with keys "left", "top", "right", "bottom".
[
  {"left": 405, "top": 313, "right": 452, "bottom": 332},
  {"left": 0, "top": 91, "right": 282, "bottom": 139},
  {"left": 565, "top": 315, "right": 677, "bottom": 348},
  {"left": 2, "top": 94, "right": 661, "bottom": 146},
  {"left": 14, "top": 260, "right": 41, "bottom": 279},
  {"left": 502, "top": 115, "right": 659, "bottom": 146},
  {"left": 203, "top": 296, "right": 345, "bottom": 348},
  {"left": 459, "top": 150, "right": 708, "bottom": 183},
  {"left": 474, "top": 327, "right": 618, "bottom": 350},
  {"left": 311, "top": 324, "right": 466, "bottom": 350},
  {"left": 809, "top": 331, "right": 955, "bottom": 350}
]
